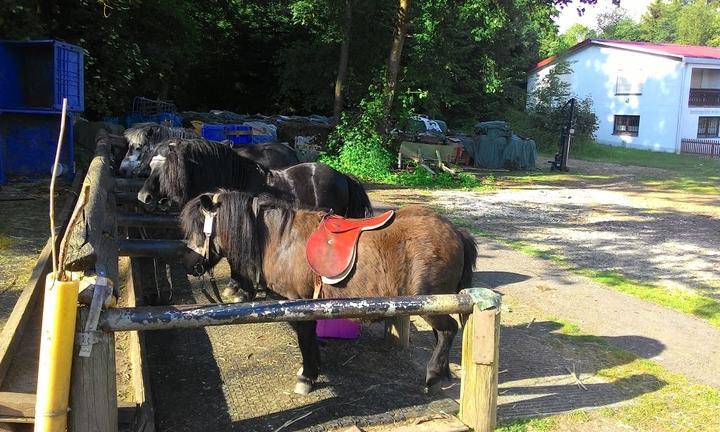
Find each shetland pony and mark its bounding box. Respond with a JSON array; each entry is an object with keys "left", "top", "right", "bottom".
[
  {"left": 137, "top": 138, "right": 372, "bottom": 218},
  {"left": 180, "top": 190, "right": 477, "bottom": 394},
  {"left": 119, "top": 122, "right": 299, "bottom": 176},
  {"left": 120, "top": 122, "right": 199, "bottom": 177}
]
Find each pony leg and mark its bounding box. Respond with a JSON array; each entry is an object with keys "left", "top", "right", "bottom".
[
  {"left": 226, "top": 268, "right": 256, "bottom": 302},
  {"left": 421, "top": 314, "right": 458, "bottom": 391},
  {"left": 290, "top": 321, "right": 320, "bottom": 395}
]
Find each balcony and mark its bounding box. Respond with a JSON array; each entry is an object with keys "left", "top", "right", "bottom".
[{"left": 689, "top": 88, "right": 720, "bottom": 107}]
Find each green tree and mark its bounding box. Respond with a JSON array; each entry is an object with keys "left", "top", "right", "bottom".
[
  {"left": 676, "top": 0, "right": 720, "bottom": 46},
  {"left": 596, "top": 7, "right": 643, "bottom": 40}
]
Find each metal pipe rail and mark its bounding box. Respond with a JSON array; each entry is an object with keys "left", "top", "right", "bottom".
[
  {"left": 116, "top": 213, "right": 178, "bottom": 228},
  {"left": 114, "top": 178, "right": 146, "bottom": 190},
  {"left": 100, "top": 288, "right": 500, "bottom": 332},
  {"left": 117, "top": 239, "right": 187, "bottom": 258}
]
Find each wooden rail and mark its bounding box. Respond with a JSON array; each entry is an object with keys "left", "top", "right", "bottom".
[{"left": 681, "top": 138, "right": 720, "bottom": 159}]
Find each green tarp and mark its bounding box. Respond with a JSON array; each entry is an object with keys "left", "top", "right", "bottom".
[{"left": 462, "top": 121, "right": 537, "bottom": 170}]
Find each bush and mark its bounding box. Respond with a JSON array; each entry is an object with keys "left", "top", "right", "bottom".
[{"left": 321, "top": 85, "right": 490, "bottom": 189}]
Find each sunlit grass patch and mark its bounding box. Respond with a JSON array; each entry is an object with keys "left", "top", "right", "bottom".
[
  {"left": 0, "top": 235, "right": 12, "bottom": 251},
  {"left": 498, "top": 317, "right": 720, "bottom": 432}
]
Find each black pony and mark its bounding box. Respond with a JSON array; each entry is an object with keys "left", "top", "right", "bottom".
[
  {"left": 120, "top": 122, "right": 299, "bottom": 177},
  {"left": 138, "top": 138, "right": 372, "bottom": 300},
  {"left": 137, "top": 138, "right": 371, "bottom": 217},
  {"left": 180, "top": 190, "right": 478, "bottom": 395}
]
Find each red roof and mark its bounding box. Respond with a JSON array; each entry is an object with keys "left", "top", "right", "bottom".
[{"left": 531, "top": 39, "right": 720, "bottom": 71}]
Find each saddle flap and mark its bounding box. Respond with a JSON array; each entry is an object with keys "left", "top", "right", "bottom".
[
  {"left": 306, "top": 210, "right": 395, "bottom": 282},
  {"left": 323, "top": 210, "right": 395, "bottom": 233}
]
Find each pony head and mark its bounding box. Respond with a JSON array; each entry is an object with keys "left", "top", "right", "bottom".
[
  {"left": 137, "top": 139, "right": 188, "bottom": 211},
  {"left": 120, "top": 123, "right": 198, "bottom": 177},
  {"left": 180, "top": 190, "right": 266, "bottom": 282}
]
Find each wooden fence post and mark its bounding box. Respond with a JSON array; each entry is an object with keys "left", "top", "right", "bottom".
[
  {"left": 69, "top": 307, "right": 118, "bottom": 432},
  {"left": 459, "top": 305, "right": 500, "bottom": 432},
  {"left": 384, "top": 316, "right": 410, "bottom": 349}
]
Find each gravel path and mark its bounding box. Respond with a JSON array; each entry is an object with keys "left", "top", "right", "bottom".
[{"left": 433, "top": 186, "right": 720, "bottom": 294}]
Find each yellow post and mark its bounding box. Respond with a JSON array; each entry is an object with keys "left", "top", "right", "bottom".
[{"left": 34, "top": 272, "right": 79, "bottom": 432}]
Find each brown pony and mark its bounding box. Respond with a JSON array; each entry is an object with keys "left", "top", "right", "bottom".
[{"left": 180, "top": 190, "right": 478, "bottom": 395}]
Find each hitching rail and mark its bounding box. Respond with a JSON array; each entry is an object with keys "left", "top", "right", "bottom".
[{"left": 100, "top": 289, "right": 497, "bottom": 332}]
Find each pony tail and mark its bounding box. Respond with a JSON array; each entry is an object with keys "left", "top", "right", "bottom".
[
  {"left": 345, "top": 175, "right": 373, "bottom": 218},
  {"left": 457, "top": 228, "right": 477, "bottom": 291}
]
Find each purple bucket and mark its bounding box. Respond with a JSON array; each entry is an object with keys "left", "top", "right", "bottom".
[{"left": 316, "top": 319, "right": 360, "bottom": 339}]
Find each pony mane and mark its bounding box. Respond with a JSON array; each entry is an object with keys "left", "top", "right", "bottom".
[
  {"left": 180, "top": 190, "right": 296, "bottom": 283},
  {"left": 124, "top": 122, "right": 198, "bottom": 148},
  {"left": 157, "top": 138, "right": 266, "bottom": 204}
]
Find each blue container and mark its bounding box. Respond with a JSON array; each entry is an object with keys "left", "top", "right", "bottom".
[
  {"left": 0, "top": 112, "right": 74, "bottom": 179},
  {"left": 224, "top": 124, "right": 252, "bottom": 145},
  {"left": 0, "top": 40, "right": 84, "bottom": 112},
  {"left": 201, "top": 124, "right": 226, "bottom": 141},
  {"left": 251, "top": 134, "right": 275, "bottom": 145}
]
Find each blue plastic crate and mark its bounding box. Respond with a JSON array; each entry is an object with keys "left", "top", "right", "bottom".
[
  {"left": 0, "top": 40, "right": 84, "bottom": 112},
  {"left": 201, "top": 124, "right": 226, "bottom": 141},
  {"left": 0, "top": 112, "right": 74, "bottom": 179},
  {"left": 225, "top": 124, "right": 252, "bottom": 145},
  {"left": 251, "top": 134, "right": 275, "bottom": 145}
]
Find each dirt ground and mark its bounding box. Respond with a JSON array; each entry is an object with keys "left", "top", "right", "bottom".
[
  {"left": 0, "top": 179, "right": 71, "bottom": 331},
  {"left": 370, "top": 159, "right": 720, "bottom": 296}
]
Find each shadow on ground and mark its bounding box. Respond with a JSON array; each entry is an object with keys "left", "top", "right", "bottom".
[{"left": 141, "top": 265, "right": 666, "bottom": 431}]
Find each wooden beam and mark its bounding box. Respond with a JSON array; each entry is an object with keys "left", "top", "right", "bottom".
[
  {"left": 459, "top": 306, "right": 500, "bottom": 432},
  {"left": 0, "top": 392, "right": 34, "bottom": 417},
  {"left": 126, "top": 257, "right": 156, "bottom": 432},
  {"left": 384, "top": 316, "right": 410, "bottom": 349},
  {"left": 62, "top": 131, "right": 119, "bottom": 294},
  {"left": 0, "top": 394, "right": 140, "bottom": 425},
  {"left": 0, "top": 172, "right": 82, "bottom": 386},
  {"left": 68, "top": 308, "right": 118, "bottom": 432}
]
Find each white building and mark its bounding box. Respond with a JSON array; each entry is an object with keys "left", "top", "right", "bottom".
[{"left": 528, "top": 39, "right": 720, "bottom": 153}]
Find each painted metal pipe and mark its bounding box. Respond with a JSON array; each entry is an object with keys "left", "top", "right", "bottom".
[
  {"left": 34, "top": 272, "right": 80, "bottom": 432},
  {"left": 117, "top": 239, "right": 187, "bottom": 258},
  {"left": 116, "top": 213, "right": 178, "bottom": 228},
  {"left": 114, "top": 191, "right": 139, "bottom": 205},
  {"left": 114, "top": 178, "right": 145, "bottom": 190},
  {"left": 100, "top": 289, "right": 501, "bottom": 332}
]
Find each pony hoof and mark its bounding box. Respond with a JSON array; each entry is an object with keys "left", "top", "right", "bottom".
[
  {"left": 294, "top": 380, "right": 314, "bottom": 395},
  {"left": 222, "top": 286, "right": 238, "bottom": 297}
]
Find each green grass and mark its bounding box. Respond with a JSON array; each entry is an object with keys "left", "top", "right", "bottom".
[
  {"left": 498, "top": 317, "right": 720, "bottom": 432},
  {"left": 572, "top": 142, "right": 720, "bottom": 177},
  {"left": 460, "top": 226, "right": 720, "bottom": 329},
  {"left": 503, "top": 143, "right": 720, "bottom": 194},
  {"left": 0, "top": 235, "right": 12, "bottom": 251}
]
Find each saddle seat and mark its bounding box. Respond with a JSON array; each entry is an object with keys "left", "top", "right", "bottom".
[{"left": 306, "top": 210, "right": 395, "bottom": 285}]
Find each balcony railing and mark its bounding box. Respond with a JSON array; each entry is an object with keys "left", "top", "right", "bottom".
[{"left": 689, "top": 88, "right": 720, "bottom": 107}]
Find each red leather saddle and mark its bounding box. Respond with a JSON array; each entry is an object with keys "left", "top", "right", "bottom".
[{"left": 306, "top": 210, "right": 395, "bottom": 284}]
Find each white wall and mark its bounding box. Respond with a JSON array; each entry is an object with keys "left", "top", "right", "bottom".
[
  {"left": 528, "top": 44, "right": 684, "bottom": 153},
  {"left": 679, "top": 64, "right": 720, "bottom": 142}
]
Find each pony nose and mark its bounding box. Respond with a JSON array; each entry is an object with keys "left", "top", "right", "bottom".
[{"left": 138, "top": 190, "right": 154, "bottom": 205}]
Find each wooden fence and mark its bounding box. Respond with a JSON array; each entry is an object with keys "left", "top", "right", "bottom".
[
  {"left": 680, "top": 139, "right": 720, "bottom": 159},
  {"left": 50, "top": 131, "right": 505, "bottom": 431}
]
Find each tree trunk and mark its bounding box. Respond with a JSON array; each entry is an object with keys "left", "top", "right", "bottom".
[
  {"left": 385, "top": 0, "right": 411, "bottom": 112},
  {"left": 333, "top": 0, "right": 353, "bottom": 124}
]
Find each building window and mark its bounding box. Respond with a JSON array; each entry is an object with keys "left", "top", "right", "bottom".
[
  {"left": 613, "top": 115, "right": 640, "bottom": 136},
  {"left": 616, "top": 70, "right": 643, "bottom": 95},
  {"left": 698, "top": 116, "right": 720, "bottom": 138}
]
